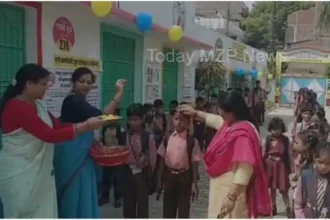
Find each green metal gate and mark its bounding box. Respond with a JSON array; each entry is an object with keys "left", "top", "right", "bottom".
[
  {"left": 162, "top": 48, "right": 179, "bottom": 110},
  {"left": 0, "top": 4, "right": 25, "bottom": 95},
  {"left": 101, "top": 25, "right": 137, "bottom": 119}
]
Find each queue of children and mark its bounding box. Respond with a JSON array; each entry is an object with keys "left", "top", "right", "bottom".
[
  {"left": 262, "top": 88, "right": 330, "bottom": 219},
  {"left": 98, "top": 97, "right": 218, "bottom": 218}
]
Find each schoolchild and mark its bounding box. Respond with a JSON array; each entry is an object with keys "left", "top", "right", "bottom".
[
  {"left": 263, "top": 117, "right": 291, "bottom": 217},
  {"left": 193, "top": 96, "right": 206, "bottom": 151},
  {"left": 294, "top": 141, "right": 330, "bottom": 218},
  {"left": 292, "top": 103, "right": 313, "bottom": 136},
  {"left": 204, "top": 101, "right": 216, "bottom": 149},
  {"left": 166, "top": 100, "right": 179, "bottom": 134},
  {"left": 157, "top": 109, "right": 201, "bottom": 218},
  {"left": 122, "top": 103, "right": 157, "bottom": 218},
  {"left": 143, "top": 103, "right": 154, "bottom": 133},
  {"left": 154, "top": 99, "right": 164, "bottom": 114},
  {"left": 291, "top": 130, "right": 319, "bottom": 217},
  {"left": 98, "top": 108, "right": 126, "bottom": 207}
]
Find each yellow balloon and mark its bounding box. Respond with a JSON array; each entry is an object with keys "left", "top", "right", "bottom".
[
  {"left": 168, "top": 25, "right": 183, "bottom": 42},
  {"left": 257, "top": 72, "right": 263, "bottom": 79},
  {"left": 267, "top": 74, "right": 273, "bottom": 80},
  {"left": 91, "top": 1, "right": 112, "bottom": 17}
]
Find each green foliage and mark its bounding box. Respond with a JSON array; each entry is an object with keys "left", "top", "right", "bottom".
[
  {"left": 319, "top": 2, "right": 330, "bottom": 31},
  {"left": 325, "top": 64, "right": 330, "bottom": 79},
  {"left": 242, "top": 2, "right": 315, "bottom": 51},
  {"left": 196, "top": 60, "right": 227, "bottom": 100}
]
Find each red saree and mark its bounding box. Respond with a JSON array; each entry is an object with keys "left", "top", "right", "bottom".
[{"left": 204, "top": 121, "right": 271, "bottom": 218}]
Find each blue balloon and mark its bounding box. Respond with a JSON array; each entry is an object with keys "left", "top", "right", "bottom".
[
  {"left": 251, "top": 69, "right": 258, "bottom": 79},
  {"left": 136, "top": 12, "right": 153, "bottom": 32},
  {"left": 236, "top": 68, "right": 242, "bottom": 76}
]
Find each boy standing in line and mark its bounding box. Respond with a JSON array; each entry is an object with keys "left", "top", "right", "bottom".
[
  {"left": 123, "top": 104, "right": 157, "bottom": 218},
  {"left": 166, "top": 100, "right": 179, "bottom": 135},
  {"left": 157, "top": 108, "right": 202, "bottom": 218},
  {"left": 193, "top": 97, "right": 206, "bottom": 151}
]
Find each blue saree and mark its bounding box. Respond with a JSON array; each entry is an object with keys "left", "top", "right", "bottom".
[
  {"left": 54, "top": 94, "right": 103, "bottom": 218},
  {"left": 54, "top": 132, "right": 100, "bottom": 218}
]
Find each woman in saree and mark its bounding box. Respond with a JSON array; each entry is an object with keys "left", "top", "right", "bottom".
[
  {"left": 178, "top": 91, "right": 271, "bottom": 218},
  {"left": 0, "top": 64, "right": 105, "bottom": 218},
  {"left": 54, "top": 67, "right": 126, "bottom": 218}
]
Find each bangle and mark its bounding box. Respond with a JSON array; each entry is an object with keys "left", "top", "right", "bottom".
[
  {"left": 112, "top": 98, "right": 119, "bottom": 104},
  {"left": 227, "top": 193, "right": 237, "bottom": 202}
]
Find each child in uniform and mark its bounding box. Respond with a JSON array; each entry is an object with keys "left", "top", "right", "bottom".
[
  {"left": 291, "top": 130, "right": 319, "bottom": 217},
  {"left": 98, "top": 109, "right": 126, "bottom": 207},
  {"left": 204, "top": 101, "right": 216, "bottom": 150},
  {"left": 123, "top": 103, "right": 157, "bottom": 218},
  {"left": 157, "top": 108, "right": 202, "bottom": 218},
  {"left": 166, "top": 100, "right": 178, "bottom": 135},
  {"left": 193, "top": 96, "right": 205, "bottom": 151},
  {"left": 263, "top": 117, "right": 291, "bottom": 217},
  {"left": 294, "top": 141, "right": 330, "bottom": 218}
]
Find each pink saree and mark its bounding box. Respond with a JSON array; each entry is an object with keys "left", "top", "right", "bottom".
[{"left": 204, "top": 121, "right": 271, "bottom": 218}]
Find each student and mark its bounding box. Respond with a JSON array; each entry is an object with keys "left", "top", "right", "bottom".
[
  {"left": 294, "top": 141, "right": 330, "bottom": 218},
  {"left": 291, "top": 130, "right": 319, "bottom": 217},
  {"left": 166, "top": 100, "right": 178, "bottom": 134},
  {"left": 193, "top": 96, "right": 206, "bottom": 151},
  {"left": 210, "top": 94, "right": 218, "bottom": 114},
  {"left": 98, "top": 109, "right": 126, "bottom": 208},
  {"left": 143, "top": 103, "right": 154, "bottom": 133},
  {"left": 309, "top": 121, "right": 330, "bottom": 141},
  {"left": 157, "top": 108, "right": 201, "bottom": 218},
  {"left": 204, "top": 101, "right": 217, "bottom": 149},
  {"left": 263, "top": 117, "right": 291, "bottom": 217},
  {"left": 153, "top": 112, "right": 167, "bottom": 149},
  {"left": 154, "top": 99, "right": 164, "bottom": 114},
  {"left": 244, "top": 88, "right": 252, "bottom": 111},
  {"left": 123, "top": 103, "right": 157, "bottom": 218},
  {"left": 293, "top": 103, "right": 313, "bottom": 135}
]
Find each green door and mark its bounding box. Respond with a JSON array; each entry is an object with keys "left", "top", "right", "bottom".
[
  {"left": 102, "top": 29, "right": 135, "bottom": 119},
  {"left": 0, "top": 4, "right": 25, "bottom": 95},
  {"left": 162, "top": 48, "right": 179, "bottom": 110},
  {"left": 0, "top": 4, "right": 25, "bottom": 150}
]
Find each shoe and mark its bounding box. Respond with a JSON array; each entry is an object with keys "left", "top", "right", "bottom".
[
  {"left": 272, "top": 207, "right": 277, "bottom": 216},
  {"left": 114, "top": 200, "right": 121, "bottom": 208},
  {"left": 98, "top": 196, "right": 109, "bottom": 206},
  {"left": 286, "top": 207, "right": 293, "bottom": 218}
]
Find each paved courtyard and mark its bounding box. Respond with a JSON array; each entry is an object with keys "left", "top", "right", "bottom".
[{"left": 100, "top": 107, "right": 309, "bottom": 218}]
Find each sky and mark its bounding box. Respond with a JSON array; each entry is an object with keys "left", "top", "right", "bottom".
[{"left": 244, "top": 1, "right": 254, "bottom": 10}]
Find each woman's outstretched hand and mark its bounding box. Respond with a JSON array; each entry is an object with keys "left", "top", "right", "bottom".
[
  {"left": 116, "top": 79, "right": 127, "bottom": 93},
  {"left": 177, "top": 105, "right": 197, "bottom": 117},
  {"left": 87, "top": 117, "right": 105, "bottom": 130}
]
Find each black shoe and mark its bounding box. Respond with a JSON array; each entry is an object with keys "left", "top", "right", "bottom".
[
  {"left": 272, "top": 207, "right": 277, "bottom": 216},
  {"left": 98, "top": 196, "right": 109, "bottom": 206},
  {"left": 114, "top": 200, "right": 121, "bottom": 208}
]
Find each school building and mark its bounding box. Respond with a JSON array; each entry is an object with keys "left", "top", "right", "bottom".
[{"left": 0, "top": 2, "right": 268, "bottom": 115}]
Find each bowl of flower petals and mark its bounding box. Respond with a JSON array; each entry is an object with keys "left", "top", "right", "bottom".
[{"left": 90, "top": 145, "right": 129, "bottom": 167}]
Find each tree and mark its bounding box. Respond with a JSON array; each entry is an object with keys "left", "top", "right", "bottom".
[
  {"left": 318, "top": 2, "right": 330, "bottom": 31},
  {"left": 195, "top": 60, "right": 227, "bottom": 100},
  {"left": 241, "top": 2, "right": 315, "bottom": 51}
]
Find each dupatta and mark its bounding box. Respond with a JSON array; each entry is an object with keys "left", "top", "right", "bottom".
[{"left": 204, "top": 120, "right": 271, "bottom": 217}]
